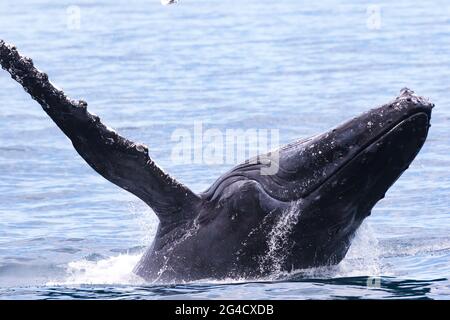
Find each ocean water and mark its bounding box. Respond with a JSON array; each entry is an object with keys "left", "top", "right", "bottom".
[{"left": 0, "top": 0, "right": 449, "bottom": 299}]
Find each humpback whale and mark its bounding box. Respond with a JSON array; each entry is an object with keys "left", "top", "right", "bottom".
[{"left": 0, "top": 41, "right": 433, "bottom": 282}]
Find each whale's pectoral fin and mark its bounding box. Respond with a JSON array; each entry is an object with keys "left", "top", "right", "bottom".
[{"left": 0, "top": 40, "right": 200, "bottom": 224}]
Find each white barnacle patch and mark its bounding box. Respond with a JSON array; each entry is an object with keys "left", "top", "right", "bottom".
[
  {"left": 78, "top": 100, "right": 88, "bottom": 109},
  {"left": 260, "top": 200, "right": 303, "bottom": 274},
  {"left": 134, "top": 144, "right": 146, "bottom": 153},
  {"left": 367, "top": 121, "right": 373, "bottom": 128}
]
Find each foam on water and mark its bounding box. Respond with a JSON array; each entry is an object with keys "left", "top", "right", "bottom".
[
  {"left": 50, "top": 218, "right": 384, "bottom": 286},
  {"left": 260, "top": 200, "right": 303, "bottom": 275},
  {"left": 336, "top": 222, "right": 383, "bottom": 277},
  {"left": 47, "top": 253, "right": 145, "bottom": 286}
]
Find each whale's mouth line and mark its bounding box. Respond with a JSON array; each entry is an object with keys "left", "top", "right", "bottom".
[{"left": 298, "top": 111, "right": 430, "bottom": 202}]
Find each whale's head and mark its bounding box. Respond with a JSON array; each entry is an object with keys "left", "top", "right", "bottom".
[
  {"left": 201, "top": 88, "right": 433, "bottom": 273},
  {"left": 252, "top": 88, "right": 433, "bottom": 269},
  {"left": 286, "top": 88, "right": 432, "bottom": 202}
]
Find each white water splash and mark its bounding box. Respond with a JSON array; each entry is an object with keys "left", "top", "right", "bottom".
[
  {"left": 260, "top": 201, "right": 303, "bottom": 274},
  {"left": 47, "top": 254, "right": 145, "bottom": 286},
  {"left": 336, "top": 221, "right": 383, "bottom": 277},
  {"left": 128, "top": 201, "right": 158, "bottom": 245},
  {"left": 49, "top": 216, "right": 384, "bottom": 286},
  {"left": 152, "top": 221, "right": 200, "bottom": 282},
  {"left": 286, "top": 222, "right": 383, "bottom": 279}
]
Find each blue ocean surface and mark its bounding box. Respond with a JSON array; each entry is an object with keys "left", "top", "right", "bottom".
[{"left": 0, "top": 0, "right": 449, "bottom": 299}]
